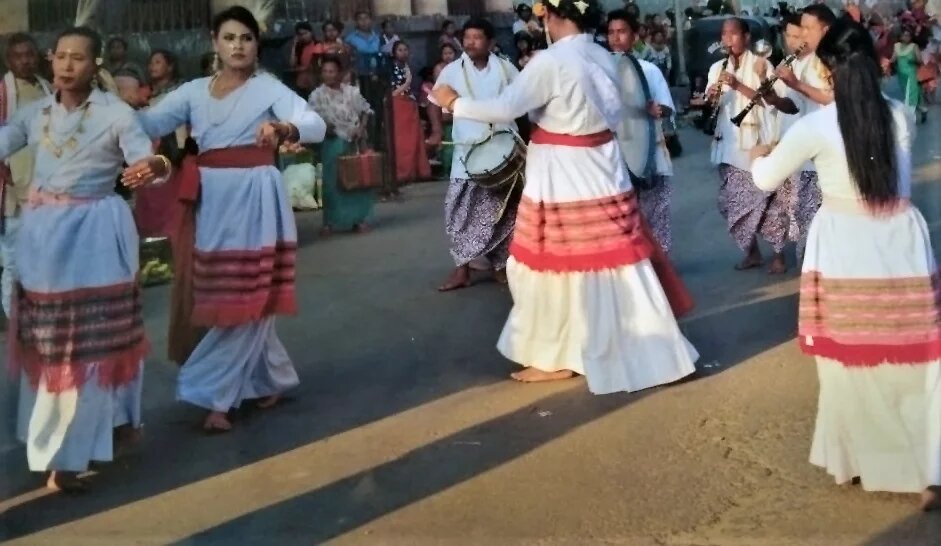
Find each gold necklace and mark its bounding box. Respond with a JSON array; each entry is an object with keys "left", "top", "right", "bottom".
[{"left": 41, "top": 101, "right": 91, "bottom": 158}]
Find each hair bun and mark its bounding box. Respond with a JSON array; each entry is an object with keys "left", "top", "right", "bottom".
[{"left": 544, "top": 0, "right": 603, "bottom": 31}]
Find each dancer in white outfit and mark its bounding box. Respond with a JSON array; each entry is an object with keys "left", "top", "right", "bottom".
[
  {"left": 433, "top": 0, "right": 698, "bottom": 394},
  {"left": 750, "top": 20, "right": 941, "bottom": 511}
]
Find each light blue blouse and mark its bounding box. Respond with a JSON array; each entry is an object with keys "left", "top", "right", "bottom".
[
  {"left": 0, "top": 89, "right": 154, "bottom": 199},
  {"left": 137, "top": 73, "right": 326, "bottom": 151}
]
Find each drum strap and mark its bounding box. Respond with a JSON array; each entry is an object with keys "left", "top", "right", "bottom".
[
  {"left": 460, "top": 57, "right": 511, "bottom": 100},
  {"left": 441, "top": 58, "right": 517, "bottom": 148}
]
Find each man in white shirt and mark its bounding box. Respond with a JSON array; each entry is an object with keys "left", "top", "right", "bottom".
[
  {"left": 428, "top": 18, "right": 521, "bottom": 291},
  {"left": 512, "top": 3, "right": 538, "bottom": 36},
  {"left": 0, "top": 33, "right": 51, "bottom": 318},
  {"left": 707, "top": 17, "right": 797, "bottom": 274},
  {"left": 608, "top": 9, "right": 677, "bottom": 253},
  {"left": 774, "top": 7, "right": 835, "bottom": 263}
]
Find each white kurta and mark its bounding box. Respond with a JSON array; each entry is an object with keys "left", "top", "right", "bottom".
[
  {"left": 752, "top": 101, "right": 940, "bottom": 493},
  {"left": 778, "top": 53, "right": 831, "bottom": 173},
  {"left": 638, "top": 58, "right": 675, "bottom": 177},
  {"left": 434, "top": 53, "right": 519, "bottom": 180},
  {"left": 707, "top": 51, "right": 782, "bottom": 170},
  {"left": 453, "top": 34, "right": 698, "bottom": 395}
]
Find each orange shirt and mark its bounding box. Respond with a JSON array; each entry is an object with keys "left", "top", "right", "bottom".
[{"left": 298, "top": 42, "right": 320, "bottom": 69}]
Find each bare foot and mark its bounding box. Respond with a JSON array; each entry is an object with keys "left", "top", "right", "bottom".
[
  {"left": 734, "top": 242, "right": 762, "bottom": 271},
  {"left": 767, "top": 253, "right": 788, "bottom": 275},
  {"left": 734, "top": 254, "right": 763, "bottom": 271},
  {"left": 47, "top": 471, "right": 86, "bottom": 493},
  {"left": 320, "top": 226, "right": 333, "bottom": 237},
  {"left": 257, "top": 394, "right": 281, "bottom": 409},
  {"left": 510, "top": 367, "right": 577, "bottom": 383},
  {"left": 922, "top": 486, "right": 941, "bottom": 511},
  {"left": 493, "top": 269, "right": 508, "bottom": 285},
  {"left": 114, "top": 425, "right": 143, "bottom": 458},
  {"left": 438, "top": 266, "right": 471, "bottom": 292},
  {"left": 203, "top": 411, "right": 232, "bottom": 433}
]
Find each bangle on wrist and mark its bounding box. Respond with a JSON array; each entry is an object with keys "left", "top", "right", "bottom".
[
  {"left": 280, "top": 122, "right": 299, "bottom": 143},
  {"left": 154, "top": 154, "right": 171, "bottom": 179}
]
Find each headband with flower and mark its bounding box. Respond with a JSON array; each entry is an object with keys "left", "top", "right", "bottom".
[{"left": 532, "top": 0, "right": 591, "bottom": 18}]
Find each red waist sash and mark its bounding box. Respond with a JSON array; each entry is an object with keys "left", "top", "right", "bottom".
[
  {"left": 530, "top": 126, "right": 614, "bottom": 147},
  {"left": 179, "top": 145, "right": 276, "bottom": 202}
]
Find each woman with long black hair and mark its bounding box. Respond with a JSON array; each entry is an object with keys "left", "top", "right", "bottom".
[{"left": 750, "top": 19, "right": 940, "bottom": 510}]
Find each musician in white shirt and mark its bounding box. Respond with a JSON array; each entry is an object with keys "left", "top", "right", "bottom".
[
  {"left": 0, "top": 33, "right": 51, "bottom": 318},
  {"left": 607, "top": 9, "right": 676, "bottom": 253},
  {"left": 428, "top": 18, "right": 521, "bottom": 292},
  {"left": 707, "top": 17, "right": 796, "bottom": 274},
  {"left": 774, "top": 7, "right": 835, "bottom": 263}
]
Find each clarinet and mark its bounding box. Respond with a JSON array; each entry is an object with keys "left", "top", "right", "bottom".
[
  {"left": 702, "top": 55, "right": 730, "bottom": 136},
  {"left": 731, "top": 44, "right": 807, "bottom": 127}
]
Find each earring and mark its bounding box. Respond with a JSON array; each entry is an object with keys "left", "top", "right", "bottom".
[{"left": 213, "top": 52, "right": 221, "bottom": 73}]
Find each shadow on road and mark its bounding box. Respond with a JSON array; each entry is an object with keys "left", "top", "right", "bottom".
[
  {"left": 683, "top": 290, "right": 799, "bottom": 379},
  {"left": 0, "top": 289, "right": 799, "bottom": 544},
  {"left": 862, "top": 512, "right": 941, "bottom": 546},
  {"left": 0, "top": 178, "right": 804, "bottom": 543}
]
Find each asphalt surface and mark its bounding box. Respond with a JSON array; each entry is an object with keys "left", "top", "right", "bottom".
[{"left": 1, "top": 109, "right": 940, "bottom": 545}]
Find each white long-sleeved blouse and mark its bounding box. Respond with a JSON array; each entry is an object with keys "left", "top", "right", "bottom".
[{"left": 751, "top": 100, "right": 914, "bottom": 201}]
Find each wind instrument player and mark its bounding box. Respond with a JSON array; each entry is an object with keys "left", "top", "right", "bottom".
[
  {"left": 707, "top": 17, "right": 796, "bottom": 274},
  {"left": 773, "top": 6, "right": 837, "bottom": 264}
]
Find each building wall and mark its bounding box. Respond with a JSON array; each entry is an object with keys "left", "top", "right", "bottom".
[{"left": 0, "top": 0, "right": 29, "bottom": 34}]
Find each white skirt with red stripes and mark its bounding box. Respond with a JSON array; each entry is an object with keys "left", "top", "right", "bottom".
[{"left": 497, "top": 139, "right": 698, "bottom": 394}]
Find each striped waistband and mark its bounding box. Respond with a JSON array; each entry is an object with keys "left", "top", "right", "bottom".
[{"left": 25, "top": 188, "right": 108, "bottom": 208}]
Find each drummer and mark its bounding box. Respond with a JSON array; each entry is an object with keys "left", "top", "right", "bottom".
[
  {"left": 428, "top": 18, "right": 521, "bottom": 292},
  {"left": 607, "top": 9, "right": 677, "bottom": 254}
]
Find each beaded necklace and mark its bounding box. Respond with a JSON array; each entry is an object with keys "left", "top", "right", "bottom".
[{"left": 40, "top": 99, "right": 92, "bottom": 158}]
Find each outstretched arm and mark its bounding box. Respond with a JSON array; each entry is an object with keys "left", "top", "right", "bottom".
[
  {"left": 271, "top": 85, "right": 327, "bottom": 144},
  {"left": 750, "top": 119, "right": 819, "bottom": 191},
  {"left": 137, "top": 81, "right": 192, "bottom": 139},
  {"left": 437, "top": 55, "right": 553, "bottom": 125},
  {"left": 115, "top": 107, "right": 171, "bottom": 188}
]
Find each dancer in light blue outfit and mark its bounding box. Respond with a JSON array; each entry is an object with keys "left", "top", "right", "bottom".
[
  {"left": 138, "top": 6, "right": 326, "bottom": 432},
  {"left": 0, "top": 27, "right": 169, "bottom": 491}
]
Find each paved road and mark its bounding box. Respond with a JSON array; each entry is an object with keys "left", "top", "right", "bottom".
[{"left": 1, "top": 111, "right": 941, "bottom": 545}]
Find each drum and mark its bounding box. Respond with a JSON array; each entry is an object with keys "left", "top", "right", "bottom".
[
  {"left": 462, "top": 129, "right": 526, "bottom": 191},
  {"left": 614, "top": 53, "right": 657, "bottom": 187}
]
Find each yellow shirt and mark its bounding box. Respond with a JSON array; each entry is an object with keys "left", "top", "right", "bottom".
[
  {"left": 4, "top": 78, "right": 46, "bottom": 216},
  {"left": 5, "top": 78, "right": 46, "bottom": 216}
]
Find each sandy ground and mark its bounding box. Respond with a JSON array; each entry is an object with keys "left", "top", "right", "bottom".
[{"left": 1, "top": 111, "right": 940, "bottom": 545}]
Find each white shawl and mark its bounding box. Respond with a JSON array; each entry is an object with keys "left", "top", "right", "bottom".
[{"left": 727, "top": 50, "right": 766, "bottom": 151}]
